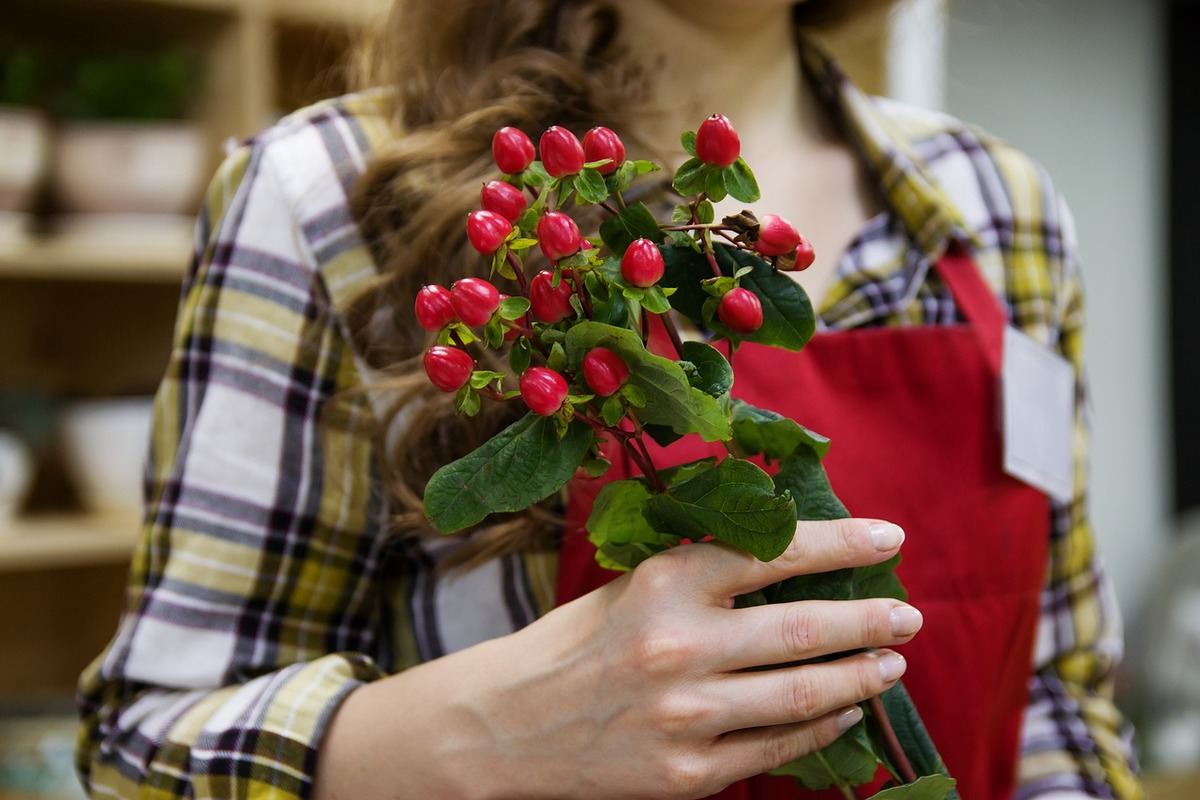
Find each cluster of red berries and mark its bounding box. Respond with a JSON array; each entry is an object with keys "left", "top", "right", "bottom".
[{"left": 421, "top": 114, "right": 817, "bottom": 420}]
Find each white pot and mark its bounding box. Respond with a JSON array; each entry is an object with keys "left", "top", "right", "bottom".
[
  {"left": 0, "top": 105, "right": 50, "bottom": 213},
  {"left": 0, "top": 430, "right": 34, "bottom": 523},
  {"left": 60, "top": 398, "right": 153, "bottom": 514},
  {"left": 53, "top": 121, "right": 206, "bottom": 215}
]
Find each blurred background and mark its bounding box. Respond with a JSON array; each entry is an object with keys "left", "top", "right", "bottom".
[{"left": 0, "top": 0, "right": 1195, "bottom": 797}]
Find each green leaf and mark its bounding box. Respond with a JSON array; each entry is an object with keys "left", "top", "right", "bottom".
[
  {"left": 548, "top": 342, "right": 568, "bottom": 372},
  {"left": 770, "top": 722, "right": 879, "bottom": 789},
  {"left": 601, "top": 395, "right": 625, "bottom": 426},
  {"left": 671, "top": 204, "right": 692, "bottom": 224},
  {"left": 730, "top": 399, "right": 830, "bottom": 460},
  {"left": 661, "top": 243, "right": 816, "bottom": 351},
  {"left": 774, "top": 445, "right": 850, "bottom": 521},
  {"left": 620, "top": 383, "right": 647, "bottom": 408},
  {"left": 672, "top": 157, "right": 709, "bottom": 197},
  {"left": 696, "top": 199, "right": 715, "bottom": 224},
  {"left": 575, "top": 168, "right": 609, "bottom": 204},
  {"left": 609, "top": 161, "right": 637, "bottom": 193},
  {"left": 869, "top": 774, "right": 957, "bottom": 800},
  {"left": 509, "top": 337, "right": 531, "bottom": 374},
  {"left": 587, "top": 480, "right": 679, "bottom": 571},
  {"left": 522, "top": 160, "right": 552, "bottom": 188},
  {"left": 705, "top": 167, "right": 728, "bottom": 202},
  {"left": 599, "top": 202, "right": 664, "bottom": 255},
  {"left": 644, "top": 423, "right": 683, "bottom": 448},
  {"left": 565, "top": 322, "right": 730, "bottom": 441},
  {"left": 878, "top": 685, "right": 959, "bottom": 798},
  {"left": 679, "top": 341, "right": 733, "bottom": 398},
  {"left": 583, "top": 158, "right": 613, "bottom": 170},
  {"left": 498, "top": 296, "right": 531, "bottom": 320},
  {"left": 424, "top": 414, "right": 593, "bottom": 532},
  {"left": 641, "top": 286, "right": 672, "bottom": 314},
  {"left": 853, "top": 554, "right": 907, "bottom": 602},
  {"left": 507, "top": 237, "right": 538, "bottom": 251},
  {"left": 516, "top": 207, "right": 539, "bottom": 232},
  {"left": 724, "top": 157, "right": 761, "bottom": 203},
  {"left": 632, "top": 159, "right": 659, "bottom": 174},
  {"left": 579, "top": 456, "right": 611, "bottom": 478},
  {"left": 646, "top": 458, "right": 796, "bottom": 561},
  {"left": 484, "top": 316, "right": 505, "bottom": 348},
  {"left": 455, "top": 386, "right": 481, "bottom": 417},
  {"left": 657, "top": 457, "right": 717, "bottom": 487},
  {"left": 680, "top": 130, "right": 697, "bottom": 156},
  {"left": 469, "top": 369, "right": 505, "bottom": 390}
]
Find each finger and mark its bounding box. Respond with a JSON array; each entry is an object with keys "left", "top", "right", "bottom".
[
  {"left": 689, "top": 518, "right": 905, "bottom": 599},
  {"left": 712, "top": 705, "right": 865, "bottom": 787},
  {"left": 711, "top": 599, "right": 923, "bottom": 671},
  {"left": 707, "top": 649, "right": 906, "bottom": 733}
]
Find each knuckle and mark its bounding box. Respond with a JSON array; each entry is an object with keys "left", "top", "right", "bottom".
[
  {"left": 832, "top": 518, "right": 866, "bottom": 559},
  {"left": 658, "top": 753, "right": 712, "bottom": 798},
  {"left": 780, "top": 604, "right": 819, "bottom": 657},
  {"left": 632, "top": 554, "right": 681, "bottom": 597},
  {"left": 649, "top": 693, "right": 713, "bottom": 737},
  {"left": 787, "top": 673, "right": 824, "bottom": 720},
  {"left": 758, "top": 728, "right": 802, "bottom": 771},
  {"left": 630, "top": 626, "right": 697, "bottom": 676}
]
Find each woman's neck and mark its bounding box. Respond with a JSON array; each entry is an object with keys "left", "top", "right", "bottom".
[{"left": 612, "top": 1, "right": 831, "bottom": 162}]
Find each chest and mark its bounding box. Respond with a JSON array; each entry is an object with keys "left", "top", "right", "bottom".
[{"left": 714, "top": 139, "right": 885, "bottom": 309}]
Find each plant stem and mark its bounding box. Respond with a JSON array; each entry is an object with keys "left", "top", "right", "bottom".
[
  {"left": 622, "top": 437, "right": 666, "bottom": 492},
  {"left": 451, "top": 330, "right": 470, "bottom": 349},
  {"left": 660, "top": 223, "right": 730, "bottom": 232},
  {"left": 574, "top": 275, "right": 594, "bottom": 317},
  {"left": 600, "top": 200, "right": 620, "bottom": 216},
  {"left": 868, "top": 695, "right": 917, "bottom": 785},
  {"left": 659, "top": 311, "right": 686, "bottom": 359},
  {"left": 478, "top": 387, "right": 511, "bottom": 402},
  {"left": 505, "top": 251, "right": 528, "bottom": 292}
]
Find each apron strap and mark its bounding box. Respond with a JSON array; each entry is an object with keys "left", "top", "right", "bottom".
[{"left": 931, "top": 243, "right": 1006, "bottom": 374}]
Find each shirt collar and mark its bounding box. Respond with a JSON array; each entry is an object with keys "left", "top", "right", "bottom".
[{"left": 797, "top": 35, "right": 979, "bottom": 262}]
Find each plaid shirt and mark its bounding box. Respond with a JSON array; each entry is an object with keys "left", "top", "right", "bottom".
[{"left": 76, "top": 42, "right": 1141, "bottom": 799}]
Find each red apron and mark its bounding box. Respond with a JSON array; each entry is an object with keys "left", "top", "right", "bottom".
[{"left": 557, "top": 247, "right": 1049, "bottom": 800}]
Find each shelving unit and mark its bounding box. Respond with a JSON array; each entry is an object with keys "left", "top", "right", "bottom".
[{"left": 0, "top": 0, "right": 386, "bottom": 713}]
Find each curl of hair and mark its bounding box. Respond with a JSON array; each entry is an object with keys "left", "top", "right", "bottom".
[{"left": 349, "top": 0, "right": 891, "bottom": 569}]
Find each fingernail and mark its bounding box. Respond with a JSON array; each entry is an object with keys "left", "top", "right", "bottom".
[
  {"left": 873, "top": 650, "right": 907, "bottom": 682},
  {"left": 868, "top": 522, "right": 904, "bottom": 551},
  {"left": 837, "top": 706, "right": 864, "bottom": 732},
  {"left": 889, "top": 605, "right": 923, "bottom": 637}
]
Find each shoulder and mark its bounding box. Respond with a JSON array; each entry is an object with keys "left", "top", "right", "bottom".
[
  {"left": 197, "top": 91, "right": 394, "bottom": 314},
  {"left": 868, "top": 96, "right": 1078, "bottom": 259}
]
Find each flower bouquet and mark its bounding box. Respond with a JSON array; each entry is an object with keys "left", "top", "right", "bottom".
[{"left": 417, "top": 115, "right": 958, "bottom": 799}]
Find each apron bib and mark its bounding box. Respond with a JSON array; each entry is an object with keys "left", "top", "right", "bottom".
[{"left": 557, "top": 248, "right": 1049, "bottom": 800}]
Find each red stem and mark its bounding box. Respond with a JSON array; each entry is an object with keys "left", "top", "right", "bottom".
[
  {"left": 574, "top": 274, "right": 594, "bottom": 317},
  {"left": 868, "top": 695, "right": 917, "bottom": 784},
  {"left": 450, "top": 330, "right": 470, "bottom": 349},
  {"left": 505, "top": 251, "right": 528, "bottom": 292},
  {"left": 659, "top": 311, "right": 686, "bottom": 359},
  {"left": 600, "top": 201, "right": 620, "bottom": 216}
]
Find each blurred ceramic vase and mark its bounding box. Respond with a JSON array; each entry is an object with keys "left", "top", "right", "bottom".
[
  {"left": 53, "top": 121, "right": 205, "bottom": 215},
  {"left": 0, "top": 430, "right": 34, "bottom": 523},
  {"left": 0, "top": 105, "right": 49, "bottom": 212},
  {"left": 59, "top": 398, "right": 153, "bottom": 513}
]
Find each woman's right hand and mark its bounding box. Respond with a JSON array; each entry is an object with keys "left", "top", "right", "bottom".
[{"left": 314, "top": 518, "right": 922, "bottom": 800}]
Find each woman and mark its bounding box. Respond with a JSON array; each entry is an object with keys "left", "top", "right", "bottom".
[{"left": 76, "top": 1, "right": 1141, "bottom": 798}]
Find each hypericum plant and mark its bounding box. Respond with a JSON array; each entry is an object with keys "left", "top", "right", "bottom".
[{"left": 420, "top": 117, "right": 958, "bottom": 799}]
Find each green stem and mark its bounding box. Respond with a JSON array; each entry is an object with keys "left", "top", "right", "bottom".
[{"left": 815, "top": 751, "right": 856, "bottom": 800}]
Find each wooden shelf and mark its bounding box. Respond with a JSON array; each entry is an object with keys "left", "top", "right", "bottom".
[
  {"left": 0, "top": 512, "right": 141, "bottom": 572},
  {"left": 0, "top": 238, "right": 189, "bottom": 283}
]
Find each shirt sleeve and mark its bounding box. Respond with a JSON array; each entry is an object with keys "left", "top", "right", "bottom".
[
  {"left": 1015, "top": 189, "right": 1143, "bottom": 800},
  {"left": 76, "top": 141, "right": 389, "bottom": 799}
]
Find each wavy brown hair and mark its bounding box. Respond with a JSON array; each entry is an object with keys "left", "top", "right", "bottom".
[{"left": 348, "top": 0, "right": 892, "bottom": 568}]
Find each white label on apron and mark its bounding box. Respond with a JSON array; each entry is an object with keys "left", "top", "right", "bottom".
[{"left": 1002, "top": 326, "right": 1075, "bottom": 504}]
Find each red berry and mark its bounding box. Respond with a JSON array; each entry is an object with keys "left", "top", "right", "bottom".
[
  {"left": 529, "top": 269, "right": 575, "bottom": 323},
  {"left": 755, "top": 214, "right": 801, "bottom": 257},
  {"left": 784, "top": 235, "right": 816, "bottom": 272},
  {"left": 695, "top": 113, "right": 740, "bottom": 167},
  {"left": 582, "top": 347, "right": 630, "bottom": 397},
  {"left": 520, "top": 367, "right": 569, "bottom": 416},
  {"left": 620, "top": 238, "right": 665, "bottom": 288},
  {"left": 582, "top": 126, "right": 625, "bottom": 175},
  {"left": 717, "top": 287, "right": 763, "bottom": 334},
  {"left": 450, "top": 277, "right": 501, "bottom": 326},
  {"left": 480, "top": 180, "right": 528, "bottom": 223},
  {"left": 492, "top": 127, "right": 536, "bottom": 174},
  {"left": 539, "top": 126, "right": 585, "bottom": 178},
  {"left": 414, "top": 284, "right": 457, "bottom": 331},
  {"left": 466, "top": 209, "right": 512, "bottom": 255},
  {"left": 423, "top": 346, "right": 474, "bottom": 392},
  {"left": 537, "top": 211, "right": 582, "bottom": 262}
]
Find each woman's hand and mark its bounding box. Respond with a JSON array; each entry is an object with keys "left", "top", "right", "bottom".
[{"left": 314, "top": 518, "right": 921, "bottom": 800}]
